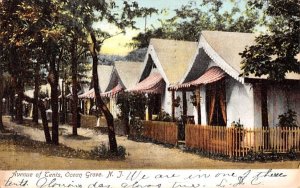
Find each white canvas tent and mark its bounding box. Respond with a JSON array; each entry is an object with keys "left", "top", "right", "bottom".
[{"left": 171, "top": 31, "right": 300, "bottom": 128}]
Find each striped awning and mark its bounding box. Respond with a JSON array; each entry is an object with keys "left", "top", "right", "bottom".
[
  {"left": 127, "top": 72, "right": 165, "bottom": 94},
  {"left": 169, "top": 66, "right": 226, "bottom": 90},
  {"left": 78, "top": 89, "right": 95, "bottom": 99},
  {"left": 101, "top": 83, "right": 123, "bottom": 97}
]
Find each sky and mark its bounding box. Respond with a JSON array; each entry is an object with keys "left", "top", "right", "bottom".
[
  {"left": 96, "top": 0, "right": 240, "bottom": 56},
  {"left": 96, "top": 0, "right": 193, "bottom": 56}
]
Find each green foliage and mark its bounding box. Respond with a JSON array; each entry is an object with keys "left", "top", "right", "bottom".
[
  {"left": 130, "top": 0, "right": 260, "bottom": 48},
  {"left": 190, "top": 92, "right": 197, "bottom": 106},
  {"left": 125, "top": 48, "right": 147, "bottom": 61},
  {"left": 129, "top": 118, "right": 143, "bottom": 137},
  {"left": 0, "top": 0, "right": 158, "bottom": 147},
  {"left": 240, "top": 0, "right": 300, "bottom": 81},
  {"left": 153, "top": 110, "right": 172, "bottom": 122},
  {"left": 91, "top": 143, "right": 127, "bottom": 159},
  {"left": 117, "top": 92, "right": 148, "bottom": 121},
  {"left": 278, "top": 109, "right": 298, "bottom": 128},
  {"left": 231, "top": 119, "right": 244, "bottom": 129},
  {"left": 117, "top": 92, "right": 148, "bottom": 137},
  {"left": 173, "top": 96, "right": 181, "bottom": 108}
]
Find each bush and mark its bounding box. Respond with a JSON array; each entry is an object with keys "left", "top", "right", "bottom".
[
  {"left": 153, "top": 110, "right": 172, "bottom": 122},
  {"left": 278, "top": 110, "right": 298, "bottom": 128},
  {"left": 129, "top": 118, "right": 143, "bottom": 137},
  {"left": 90, "top": 143, "right": 127, "bottom": 159}
]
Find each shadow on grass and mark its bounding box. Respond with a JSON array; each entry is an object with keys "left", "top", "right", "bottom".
[
  {"left": 63, "top": 134, "right": 92, "bottom": 140},
  {"left": 0, "top": 133, "right": 125, "bottom": 160}
]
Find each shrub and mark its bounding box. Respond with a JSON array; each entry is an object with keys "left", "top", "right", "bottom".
[
  {"left": 231, "top": 119, "right": 244, "bottom": 128},
  {"left": 91, "top": 143, "right": 127, "bottom": 159},
  {"left": 130, "top": 118, "right": 143, "bottom": 137},
  {"left": 278, "top": 110, "right": 298, "bottom": 127},
  {"left": 153, "top": 110, "right": 172, "bottom": 122}
]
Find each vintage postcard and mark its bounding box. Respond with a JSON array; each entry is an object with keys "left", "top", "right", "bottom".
[{"left": 0, "top": 0, "right": 299, "bottom": 187}]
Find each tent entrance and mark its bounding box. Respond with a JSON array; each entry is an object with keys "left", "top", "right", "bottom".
[
  {"left": 206, "top": 79, "right": 226, "bottom": 126},
  {"left": 148, "top": 94, "right": 161, "bottom": 120}
]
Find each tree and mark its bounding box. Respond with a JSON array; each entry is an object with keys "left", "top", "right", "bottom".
[
  {"left": 86, "top": 1, "right": 156, "bottom": 153},
  {"left": 0, "top": 72, "right": 11, "bottom": 131},
  {"left": 240, "top": 0, "right": 300, "bottom": 81},
  {"left": 0, "top": 0, "right": 156, "bottom": 151},
  {"left": 116, "top": 92, "right": 148, "bottom": 135},
  {"left": 130, "top": 0, "right": 260, "bottom": 48},
  {"left": 0, "top": 0, "right": 54, "bottom": 142}
]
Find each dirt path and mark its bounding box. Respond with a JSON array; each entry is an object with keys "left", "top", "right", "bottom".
[{"left": 1, "top": 116, "right": 300, "bottom": 169}]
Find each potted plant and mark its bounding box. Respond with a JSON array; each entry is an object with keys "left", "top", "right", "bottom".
[
  {"left": 173, "top": 96, "right": 181, "bottom": 107},
  {"left": 231, "top": 119, "right": 245, "bottom": 144},
  {"left": 154, "top": 110, "right": 172, "bottom": 122},
  {"left": 278, "top": 109, "right": 297, "bottom": 128},
  {"left": 277, "top": 110, "right": 298, "bottom": 143},
  {"left": 190, "top": 92, "right": 197, "bottom": 106}
]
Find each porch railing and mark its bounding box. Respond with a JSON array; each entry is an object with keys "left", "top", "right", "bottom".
[{"left": 185, "top": 124, "right": 300, "bottom": 158}]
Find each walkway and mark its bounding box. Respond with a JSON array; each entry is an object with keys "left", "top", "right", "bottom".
[{"left": 1, "top": 116, "right": 300, "bottom": 169}]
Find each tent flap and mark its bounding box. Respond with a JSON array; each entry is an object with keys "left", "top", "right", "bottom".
[
  {"left": 101, "top": 83, "right": 123, "bottom": 97},
  {"left": 169, "top": 66, "right": 226, "bottom": 90},
  {"left": 128, "top": 72, "right": 165, "bottom": 94},
  {"left": 78, "top": 89, "right": 95, "bottom": 99}
]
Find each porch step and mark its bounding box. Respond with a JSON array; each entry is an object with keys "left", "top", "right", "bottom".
[
  {"left": 177, "top": 140, "right": 186, "bottom": 145},
  {"left": 177, "top": 140, "right": 186, "bottom": 150}
]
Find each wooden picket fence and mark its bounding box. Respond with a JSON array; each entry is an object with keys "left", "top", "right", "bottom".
[
  {"left": 142, "top": 121, "right": 178, "bottom": 145},
  {"left": 185, "top": 124, "right": 300, "bottom": 158}
]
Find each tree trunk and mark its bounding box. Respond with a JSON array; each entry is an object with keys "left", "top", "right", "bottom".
[
  {"left": 48, "top": 55, "right": 59, "bottom": 145},
  {"left": 71, "top": 37, "right": 78, "bottom": 136},
  {"left": 0, "top": 73, "right": 4, "bottom": 131},
  {"left": 90, "top": 32, "right": 118, "bottom": 153},
  {"left": 32, "top": 62, "right": 40, "bottom": 125},
  {"left": 23, "top": 95, "right": 52, "bottom": 143},
  {"left": 61, "top": 76, "right": 66, "bottom": 124},
  {"left": 9, "top": 89, "right": 15, "bottom": 121},
  {"left": 124, "top": 115, "right": 130, "bottom": 135},
  {"left": 15, "top": 80, "right": 23, "bottom": 124},
  {"left": 0, "top": 101, "right": 4, "bottom": 131}
]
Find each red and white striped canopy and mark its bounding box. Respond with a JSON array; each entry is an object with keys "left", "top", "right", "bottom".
[
  {"left": 101, "top": 83, "right": 123, "bottom": 97},
  {"left": 78, "top": 88, "right": 95, "bottom": 99},
  {"left": 78, "top": 84, "right": 124, "bottom": 99},
  {"left": 169, "top": 66, "right": 226, "bottom": 90},
  {"left": 128, "top": 72, "right": 165, "bottom": 94}
]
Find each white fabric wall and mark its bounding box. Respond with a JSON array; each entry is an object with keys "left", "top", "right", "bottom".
[
  {"left": 254, "top": 84, "right": 300, "bottom": 127},
  {"left": 225, "top": 78, "right": 255, "bottom": 128},
  {"left": 110, "top": 97, "right": 120, "bottom": 118},
  {"left": 254, "top": 85, "right": 300, "bottom": 127},
  {"left": 268, "top": 85, "right": 300, "bottom": 127},
  {"left": 196, "top": 59, "right": 255, "bottom": 127},
  {"left": 186, "top": 91, "right": 194, "bottom": 116},
  {"left": 162, "top": 86, "right": 172, "bottom": 116},
  {"left": 253, "top": 86, "right": 262, "bottom": 128},
  {"left": 283, "top": 85, "right": 300, "bottom": 126},
  {"left": 174, "top": 91, "right": 183, "bottom": 118},
  {"left": 173, "top": 91, "right": 194, "bottom": 118},
  {"left": 200, "top": 86, "right": 207, "bottom": 125}
]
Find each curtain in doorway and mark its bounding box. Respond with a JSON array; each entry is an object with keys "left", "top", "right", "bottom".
[
  {"left": 208, "top": 84, "right": 216, "bottom": 124},
  {"left": 219, "top": 84, "right": 227, "bottom": 124}
]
